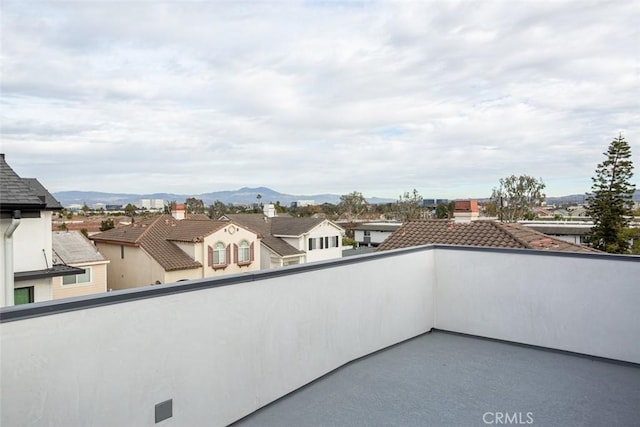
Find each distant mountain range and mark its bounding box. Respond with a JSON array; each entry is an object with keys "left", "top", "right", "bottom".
[
  {"left": 52, "top": 187, "right": 640, "bottom": 208},
  {"left": 52, "top": 187, "right": 396, "bottom": 208}
]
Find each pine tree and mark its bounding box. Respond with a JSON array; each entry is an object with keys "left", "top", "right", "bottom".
[{"left": 585, "top": 134, "right": 635, "bottom": 253}]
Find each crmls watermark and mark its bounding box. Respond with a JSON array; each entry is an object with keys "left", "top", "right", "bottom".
[{"left": 482, "top": 412, "right": 534, "bottom": 425}]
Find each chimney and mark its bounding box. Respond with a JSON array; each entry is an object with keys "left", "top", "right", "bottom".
[
  {"left": 171, "top": 204, "right": 186, "bottom": 220},
  {"left": 453, "top": 200, "right": 479, "bottom": 223},
  {"left": 263, "top": 203, "right": 276, "bottom": 218}
]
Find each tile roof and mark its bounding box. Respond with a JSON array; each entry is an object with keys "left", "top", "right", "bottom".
[
  {"left": 91, "top": 215, "right": 201, "bottom": 271},
  {"left": 376, "top": 220, "right": 600, "bottom": 254},
  {"left": 225, "top": 214, "right": 334, "bottom": 257},
  {"left": 0, "top": 154, "right": 46, "bottom": 210},
  {"left": 165, "top": 220, "right": 227, "bottom": 242},
  {"left": 52, "top": 231, "right": 108, "bottom": 264}
]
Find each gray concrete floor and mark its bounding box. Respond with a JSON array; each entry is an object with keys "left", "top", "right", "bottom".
[{"left": 233, "top": 331, "right": 640, "bottom": 427}]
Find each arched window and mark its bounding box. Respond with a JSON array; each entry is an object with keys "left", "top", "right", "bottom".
[
  {"left": 214, "top": 242, "right": 226, "bottom": 265},
  {"left": 238, "top": 240, "right": 250, "bottom": 263}
]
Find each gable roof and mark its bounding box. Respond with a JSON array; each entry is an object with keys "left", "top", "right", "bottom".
[
  {"left": 271, "top": 217, "right": 326, "bottom": 236},
  {"left": 376, "top": 220, "right": 601, "bottom": 254},
  {"left": 52, "top": 231, "right": 108, "bottom": 264},
  {"left": 165, "top": 220, "right": 228, "bottom": 242},
  {"left": 1, "top": 154, "right": 47, "bottom": 212},
  {"left": 91, "top": 215, "right": 201, "bottom": 271}
]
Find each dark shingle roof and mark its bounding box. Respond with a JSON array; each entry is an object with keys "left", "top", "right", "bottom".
[
  {"left": 261, "top": 235, "right": 305, "bottom": 257},
  {"left": 376, "top": 220, "right": 600, "bottom": 254},
  {"left": 271, "top": 217, "right": 325, "bottom": 236},
  {"left": 0, "top": 154, "right": 46, "bottom": 211},
  {"left": 23, "top": 178, "right": 63, "bottom": 210}
]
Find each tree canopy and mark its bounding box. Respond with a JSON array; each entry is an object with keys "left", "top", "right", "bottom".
[
  {"left": 490, "top": 175, "right": 546, "bottom": 222},
  {"left": 338, "top": 191, "right": 369, "bottom": 221},
  {"left": 585, "top": 134, "right": 635, "bottom": 253},
  {"left": 395, "top": 189, "right": 424, "bottom": 222}
]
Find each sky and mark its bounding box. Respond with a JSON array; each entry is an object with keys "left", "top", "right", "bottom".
[{"left": 1, "top": 0, "right": 639, "bottom": 200}]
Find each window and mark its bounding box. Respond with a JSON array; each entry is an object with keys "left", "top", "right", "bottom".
[
  {"left": 120, "top": 245, "right": 124, "bottom": 259},
  {"left": 14, "top": 287, "right": 34, "bottom": 305},
  {"left": 214, "top": 242, "right": 226, "bottom": 265},
  {"left": 234, "top": 240, "right": 254, "bottom": 266},
  {"left": 208, "top": 243, "right": 230, "bottom": 270},
  {"left": 238, "top": 240, "right": 250, "bottom": 263},
  {"left": 63, "top": 268, "right": 91, "bottom": 285}
]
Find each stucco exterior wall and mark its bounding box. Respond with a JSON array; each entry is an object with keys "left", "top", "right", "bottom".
[
  {"left": 51, "top": 262, "right": 108, "bottom": 300},
  {"left": 8, "top": 212, "right": 54, "bottom": 272},
  {"left": 0, "top": 250, "right": 433, "bottom": 427},
  {"left": 14, "top": 278, "right": 52, "bottom": 303},
  {"left": 95, "top": 244, "right": 164, "bottom": 290},
  {"left": 305, "top": 221, "right": 343, "bottom": 263},
  {"left": 201, "top": 226, "right": 261, "bottom": 277}
]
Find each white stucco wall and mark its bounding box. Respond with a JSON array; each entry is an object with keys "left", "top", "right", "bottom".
[
  {"left": 6, "top": 212, "right": 53, "bottom": 272},
  {"left": 433, "top": 248, "right": 640, "bottom": 364},
  {"left": 354, "top": 229, "right": 393, "bottom": 245},
  {"left": 0, "top": 251, "right": 434, "bottom": 427},
  {"left": 304, "top": 221, "right": 343, "bottom": 263},
  {"left": 14, "top": 278, "right": 52, "bottom": 303}
]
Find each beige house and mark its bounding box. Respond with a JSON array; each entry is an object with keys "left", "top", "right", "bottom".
[
  {"left": 223, "top": 212, "right": 345, "bottom": 269},
  {"left": 51, "top": 231, "right": 109, "bottom": 299},
  {"left": 91, "top": 215, "right": 261, "bottom": 290}
]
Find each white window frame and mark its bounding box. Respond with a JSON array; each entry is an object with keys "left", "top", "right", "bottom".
[
  {"left": 214, "top": 242, "right": 226, "bottom": 265},
  {"left": 238, "top": 240, "right": 250, "bottom": 263}
]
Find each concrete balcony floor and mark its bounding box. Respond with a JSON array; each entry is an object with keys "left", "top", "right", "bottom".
[{"left": 235, "top": 331, "right": 640, "bottom": 427}]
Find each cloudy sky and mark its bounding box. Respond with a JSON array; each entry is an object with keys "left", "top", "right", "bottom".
[{"left": 1, "top": 0, "right": 638, "bottom": 200}]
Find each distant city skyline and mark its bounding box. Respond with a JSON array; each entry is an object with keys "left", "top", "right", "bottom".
[{"left": 1, "top": 1, "right": 638, "bottom": 199}]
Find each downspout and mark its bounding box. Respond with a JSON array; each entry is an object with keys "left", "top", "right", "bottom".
[{"left": 3, "top": 210, "right": 21, "bottom": 307}]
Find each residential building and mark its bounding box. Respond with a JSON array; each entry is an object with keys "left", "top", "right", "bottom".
[
  {"left": 223, "top": 211, "right": 344, "bottom": 268},
  {"left": 90, "top": 215, "right": 261, "bottom": 290},
  {"left": 520, "top": 220, "right": 593, "bottom": 245},
  {"left": 376, "top": 219, "right": 600, "bottom": 253},
  {"left": 0, "top": 154, "right": 82, "bottom": 306},
  {"left": 353, "top": 222, "right": 402, "bottom": 247},
  {"left": 51, "top": 231, "right": 109, "bottom": 299}
]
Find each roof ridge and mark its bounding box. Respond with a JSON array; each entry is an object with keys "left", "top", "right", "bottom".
[
  {"left": 135, "top": 215, "right": 171, "bottom": 243},
  {"left": 491, "top": 222, "right": 530, "bottom": 248}
]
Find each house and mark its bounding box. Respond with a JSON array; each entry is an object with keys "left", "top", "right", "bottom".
[
  {"left": 519, "top": 221, "right": 593, "bottom": 245},
  {"left": 353, "top": 222, "right": 402, "bottom": 247},
  {"left": 51, "top": 231, "right": 109, "bottom": 299},
  {"left": 0, "top": 154, "right": 83, "bottom": 306},
  {"left": 376, "top": 219, "right": 601, "bottom": 253},
  {"left": 90, "top": 215, "right": 261, "bottom": 290},
  {"left": 223, "top": 209, "right": 344, "bottom": 269}
]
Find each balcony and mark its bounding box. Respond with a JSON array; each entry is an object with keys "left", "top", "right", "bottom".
[{"left": 1, "top": 245, "right": 639, "bottom": 426}]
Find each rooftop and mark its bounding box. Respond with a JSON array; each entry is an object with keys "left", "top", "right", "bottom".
[
  {"left": 377, "top": 219, "right": 600, "bottom": 253},
  {"left": 52, "top": 230, "right": 108, "bottom": 264},
  {"left": 1, "top": 245, "right": 638, "bottom": 426},
  {"left": 235, "top": 330, "right": 640, "bottom": 427}
]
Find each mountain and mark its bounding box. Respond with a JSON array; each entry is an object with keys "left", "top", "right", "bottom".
[
  {"left": 51, "top": 188, "right": 640, "bottom": 209},
  {"left": 53, "top": 187, "right": 396, "bottom": 208}
]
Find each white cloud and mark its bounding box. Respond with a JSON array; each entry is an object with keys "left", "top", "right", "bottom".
[{"left": 1, "top": 0, "right": 638, "bottom": 199}]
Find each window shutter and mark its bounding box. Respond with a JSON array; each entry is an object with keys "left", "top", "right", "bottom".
[
  {"left": 208, "top": 245, "right": 213, "bottom": 267},
  {"left": 233, "top": 243, "right": 238, "bottom": 264},
  {"left": 225, "top": 244, "right": 231, "bottom": 266},
  {"left": 308, "top": 238, "right": 313, "bottom": 251},
  {"left": 250, "top": 242, "right": 255, "bottom": 262}
]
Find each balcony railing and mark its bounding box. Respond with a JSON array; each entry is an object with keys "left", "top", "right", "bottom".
[{"left": 1, "top": 245, "right": 638, "bottom": 426}]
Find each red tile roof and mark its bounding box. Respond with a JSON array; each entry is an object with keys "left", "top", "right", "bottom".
[{"left": 376, "top": 220, "right": 601, "bottom": 254}]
